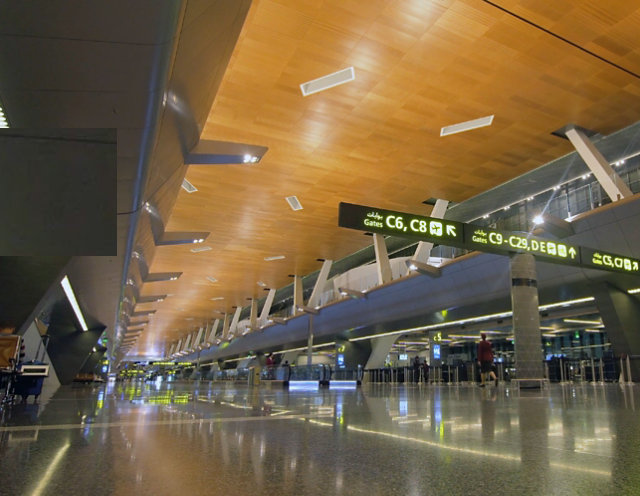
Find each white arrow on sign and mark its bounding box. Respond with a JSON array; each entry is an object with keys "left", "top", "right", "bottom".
[
  {"left": 446, "top": 225, "right": 456, "bottom": 237},
  {"left": 568, "top": 247, "right": 577, "bottom": 259}
]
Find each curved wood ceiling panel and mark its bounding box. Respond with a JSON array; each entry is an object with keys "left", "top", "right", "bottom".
[{"left": 135, "top": 0, "right": 640, "bottom": 356}]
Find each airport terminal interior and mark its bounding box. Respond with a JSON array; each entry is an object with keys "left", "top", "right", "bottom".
[{"left": 2, "top": 1, "right": 640, "bottom": 495}]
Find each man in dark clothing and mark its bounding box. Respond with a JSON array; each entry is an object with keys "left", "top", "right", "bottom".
[{"left": 477, "top": 333, "right": 498, "bottom": 387}]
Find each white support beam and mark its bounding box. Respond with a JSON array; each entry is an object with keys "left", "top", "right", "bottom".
[
  {"left": 183, "top": 334, "right": 192, "bottom": 352},
  {"left": 228, "top": 307, "right": 242, "bottom": 337},
  {"left": 292, "top": 275, "right": 303, "bottom": 316},
  {"left": 249, "top": 298, "right": 258, "bottom": 331},
  {"left": 373, "top": 233, "right": 392, "bottom": 284},
  {"left": 207, "top": 319, "right": 220, "bottom": 344},
  {"left": 175, "top": 339, "right": 182, "bottom": 355},
  {"left": 364, "top": 335, "right": 398, "bottom": 370},
  {"left": 410, "top": 199, "right": 449, "bottom": 272},
  {"left": 168, "top": 344, "right": 175, "bottom": 357},
  {"left": 308, "top": 259, "right": 333, "bottom": 308},
  {"left": 259, "top": 289, "right": 276, "bottom": 327},
  {"left": 221, "top": 314, "right": 231, "bottom": 339},
  {"left": 565, "top": 126, "right": 632, "bottom": 202}
]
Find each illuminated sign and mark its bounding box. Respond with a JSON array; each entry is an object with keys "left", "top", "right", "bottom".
[
  {"left": 339, "top": 202, "right": 464, "bottom": 245},
  {"left": 338, "top": 202, "right": 638, "bottom": 276},
  {"left": 399, "top": 353, "right": 408, "bottom": 360},
  {"left": 433, "top": 344, "right": 441, "bottom": 360},
  {"left": 430, "top": 331, "right": 442, "bottom": 342},
  {"left": 464, "top": 225, "right": 580, "bottom": 265},
  {"left": 580, "top": 247, "right": 640, "bottom": 275}
]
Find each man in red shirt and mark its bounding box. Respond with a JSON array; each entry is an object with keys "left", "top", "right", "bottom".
[{"left": 477, "top": 333, "right": 498, "bottom": 387}]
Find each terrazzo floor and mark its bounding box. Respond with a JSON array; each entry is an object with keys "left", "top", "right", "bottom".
[{"left": 1, "top": 381, "right": 639, "bottom": 496}]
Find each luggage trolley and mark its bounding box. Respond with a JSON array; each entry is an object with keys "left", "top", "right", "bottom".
[{"left": 0, "top": 335, "right": 21, "bottom": 406}]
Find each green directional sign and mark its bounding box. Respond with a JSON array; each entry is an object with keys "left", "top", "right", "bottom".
[
  {"left": 580, "top": 247, "right": 640, "bottom": 275},
  {"left": 338, "top": 202, "right": 639, "bottom": 276},
  {"left": 338, "top": 202, "right": 465, "bottom": 245},
  {"left": 464, "top": 225, "right": 581, "bottom": 265}
]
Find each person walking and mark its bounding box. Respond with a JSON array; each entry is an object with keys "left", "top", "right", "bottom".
[{"left": 477, "top": 333, "right": 498, "bottom": 387}]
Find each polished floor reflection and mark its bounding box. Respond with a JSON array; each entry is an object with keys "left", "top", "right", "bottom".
[{"left": 1, "top": 381, "right": 639, "bottom": 495}]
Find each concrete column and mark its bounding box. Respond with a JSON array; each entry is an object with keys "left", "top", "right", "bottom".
[
  {"left": 510, "top": 253, "right": 544, "bottom": 385},
  {"left": 259, "top": 289, "right": 276, "bottom": 327},
  {"left": 591, "top": 282, "right": 640, "bottom": 381},
  {"left": 373, "top": 233, "right": 392, "bottom": 284},
  {"left": 249, "top": 298, "right": 258, "bottom": 331},
  {"left": 308, "top": 259, "right": 333, "bottom": 308},
  {"left": 307, "top": 315, "right": 314, "bottom": 366}
]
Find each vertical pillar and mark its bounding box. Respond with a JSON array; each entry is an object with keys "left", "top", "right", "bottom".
[
  {"left": 292, "top": 275, "right": 303, "bottom": 316},
  {"left": 221, "top": 313, "right": 230, "bottom": 339},
  {"left": 228, "top": 306, "right": 242, "bottom": 337},
  {"left": 510, "top": 253, "right": 544, "bottom": 386},
  {"left": 249, "top": 298, "right": 258, "bottom": 331},
  {"left": 373, "top": 233, "right": 392, "bottom": 284},
  {"left": 307, "top": 315, "right": 314, "bottom": 366}
]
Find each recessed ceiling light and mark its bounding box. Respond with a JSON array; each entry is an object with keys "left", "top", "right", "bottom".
[
  {"left": 285, "top": 196, "right": 303, "bottom": 211},
  {"left": 440, "top": 115, "right": 494, "bottom": 137},
  {"left": 206, "top": 276, "right": 218, "bottom": 283},
  {"left": 264, "top": 255, "right": 285, "bottom": 261},
  {"left": 243, "top": 154, "right": 260, "bottom": 164},
  {"left": 182, "top": 179, "right": 198, "bottom": 193},
  {"left": 300, "top": 66, "right": 355, "bottom": 96},
  {"left": 190, "top": 245, "right": 212, "bottom": 253},
  {"left": 210, "top": 297, "right": 224, "bottom": 301}
]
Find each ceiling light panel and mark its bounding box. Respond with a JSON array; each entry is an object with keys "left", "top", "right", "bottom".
[
  {"left": 60, "top": 275, "right": 88, "bottom": 331},
  {"left": 191, "top": 245, "right": 212, "bottom": 253},
  {"left": 264, "top": 255, "right": 285, "bottom": 261},
  {"left": 440, "top": 115, "right": 494, "bottom": 137},
  {"left": 300, "top": 67, "right": 355, "bottom": 96},
  {"left": 285, "top": 196, "right": 303, "bottom": 211},
  {"left": 181, "top": 179, "right": 198, "bottom": 193}
]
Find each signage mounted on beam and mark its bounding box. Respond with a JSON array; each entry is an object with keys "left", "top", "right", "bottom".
[
  {"left": 338, "top": 202, "right": 464, "bottom": 245},
  {"left": 580, "top": 247, "right": 640, "bottom": 274},
  {"left": 464, "top": 225, "right": 580, "bottom": 265},
  {"left": 338, "top": 202, "right": 639, "bottom": 276}
]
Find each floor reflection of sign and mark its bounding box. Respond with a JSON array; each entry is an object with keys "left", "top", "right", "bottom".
[
  {"left": 337, "top": 354, "right": 345, "bottom": 367},
  {"left": 433, "top": 344, "right": 441, "bottom": 360}
]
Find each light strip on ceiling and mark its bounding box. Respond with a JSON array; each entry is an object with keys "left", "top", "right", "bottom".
[
  {"left": 440, "top": 115, "right": 494, "bottom": 137},
  {"left": 60, "top": 275, "right": 88, "bottom": 331},
  {"left": 350, "top": 297, "right": 596, "bottom": 342},
  {"left": 563, "top": 319, "right": 603, "bottom": 325},
  {"left": 300, "top": 66, "right": 355, "bottom": 96},
  {"left": 628, "top": 288, "right": 640, "bottom": 294},
  {"left": 264, "top": 255, "right": 285, "bottom": 261},
  {"left": 190, "top": 245, "right": 212, "bottom": 253},
  {"left": 0, "top": 101, "right": 8, "bottom": 128}
]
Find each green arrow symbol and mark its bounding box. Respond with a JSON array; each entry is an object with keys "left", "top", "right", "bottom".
[{"left": 568, "top": 247, "right": 577, "bottom": 259}]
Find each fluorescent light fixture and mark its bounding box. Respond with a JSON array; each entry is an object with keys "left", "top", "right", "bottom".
[
  {"left": 338, "top": 287, "right": 367, "bottom": 300},
  {"left": 61, "top": 275, "right": 88, "bottom": 331},
  {"left": 206, "top": 276, "right": 218, "bottom": 283},
  {"left": 563, "top": 319, "right": 603, "bottom": 325},
  {"left": 300, "top": 66, "right": 355, "bottom": 96},
  {"left": 0, "top": 102, "right": 8, "bottom": 128},
  {"left": 440, "top": 115, "right": 494, "bottom": 137},
  {"left": 191, "top": 245, "right": 212, "bottom": 253},
  {"left": 181, "top": 178, "right": 198, "bottom": 193},
  {"left": 405, "top": 259, "right": 441, "bottom": 277},
  {"left": 285, "top": 196, "right": 303, "bottom": 211},
  {"left": 210, "top": 296, "right": 224, "bottom": 301},
  {"left": 628, "top": 288, "right": 640, "bottom": 294},
  {"left": 585, "top": 328, "right": 604, "bottom": 333},
  {"left": 349, "top": 297, "right": 596, "bottom": 342},
  {"left": 264, "top": 255, "right": 285, "bottom": 261}
]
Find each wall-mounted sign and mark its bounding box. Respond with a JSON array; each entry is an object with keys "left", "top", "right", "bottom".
[
  {"left": 433, "top": 344, "right": 441, "bottom": 360},
  {"left": 338, "top": 202, "right": 638, "bottom": 276}
]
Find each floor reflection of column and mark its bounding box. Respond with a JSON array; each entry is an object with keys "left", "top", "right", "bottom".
[
  {"left": 480, "top": 388, "right": 496, "bottom": 441},
  {"left": 518, "top": 394, "right": 550, "bottom": 493}
]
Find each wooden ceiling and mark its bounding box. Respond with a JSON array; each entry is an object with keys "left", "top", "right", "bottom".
[{"left": 135, "top": 0, "right": 640, "bottom": 356}]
